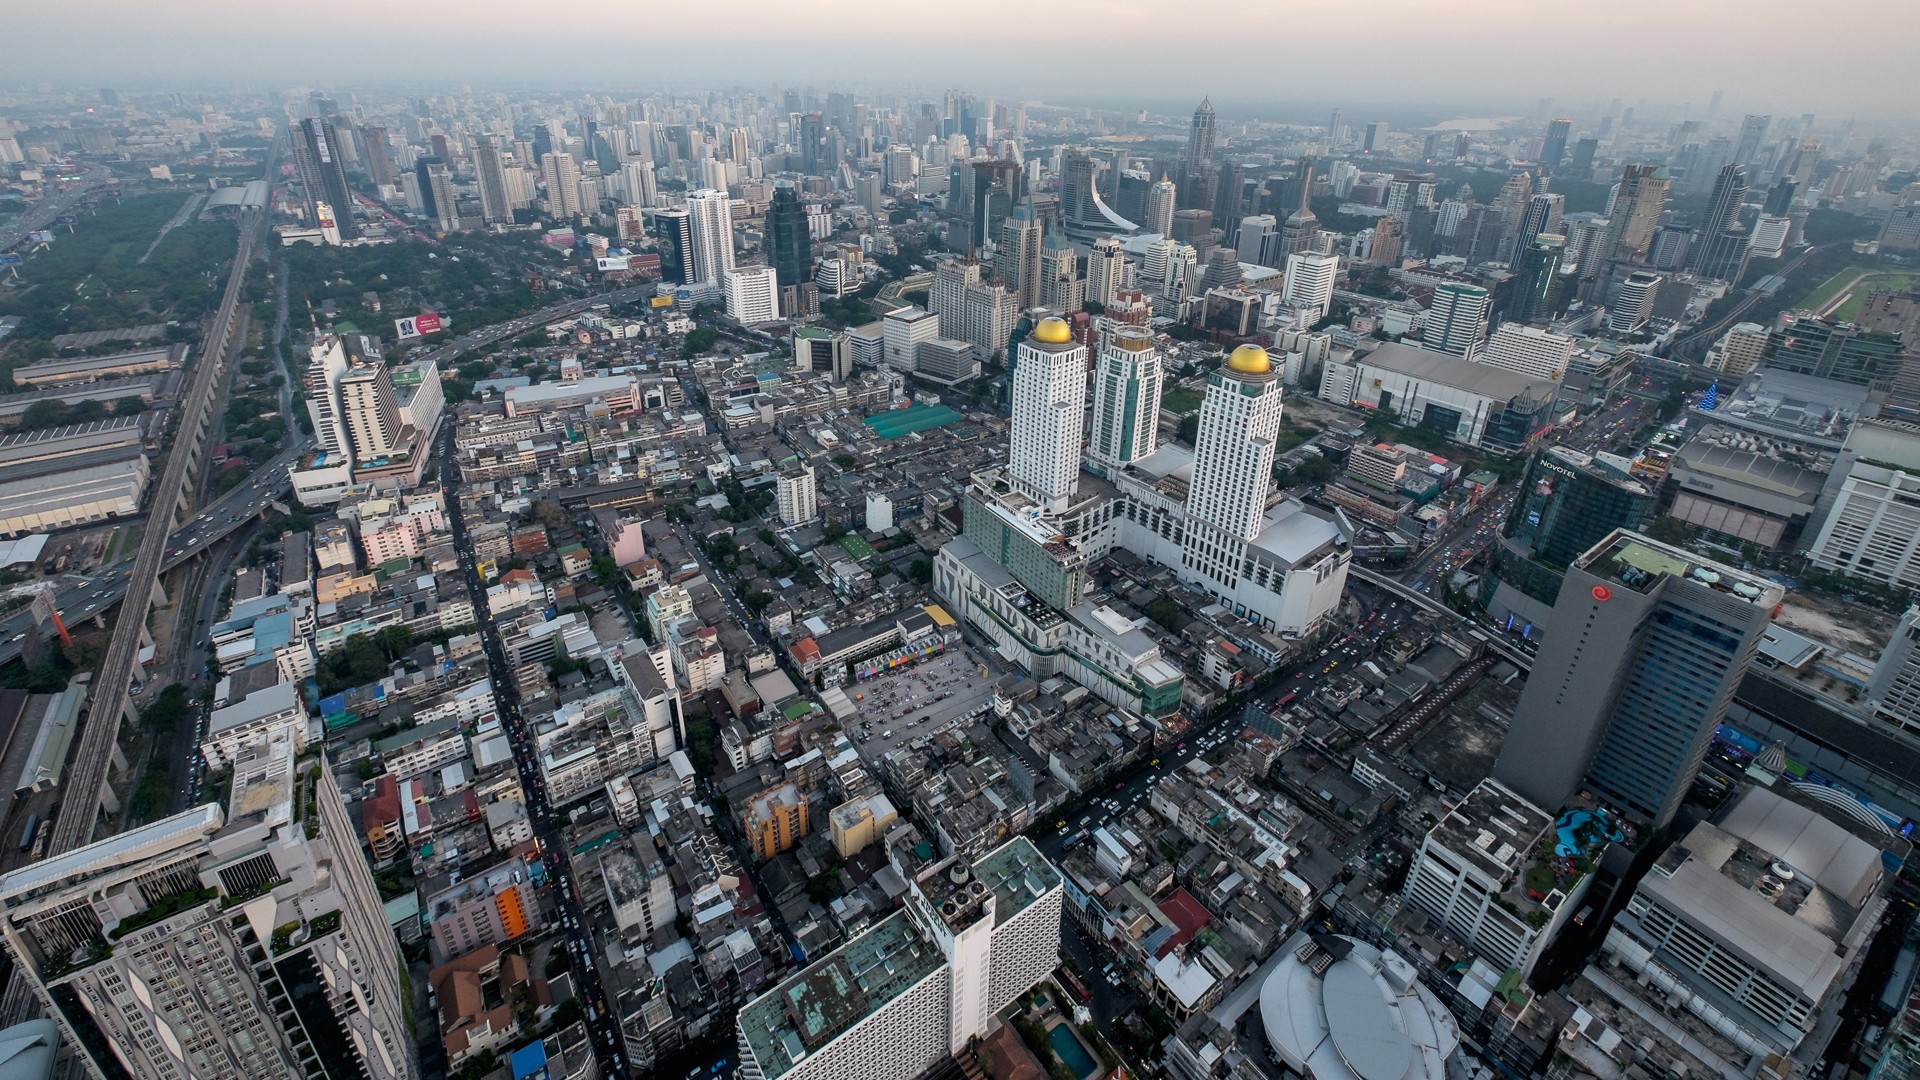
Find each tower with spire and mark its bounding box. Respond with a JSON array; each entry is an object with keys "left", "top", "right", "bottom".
[{"left": 1186, "top": 97, "right": 1216, "bottom": 171}]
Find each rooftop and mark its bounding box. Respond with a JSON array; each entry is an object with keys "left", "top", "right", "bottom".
[
  {"left": 1425, "top": 778, "right": 1555, "bottom": 885},
  {"left": 1575, "top": 529, "right": 1782, "bottom": 606},
  {"left": 1358, "top": 341, "right": 1558, "bottom": 403},
  {"left": 1259, "top": 933, "right": 1459, "bottom": 1080},
  {"left": 735, "top": 910, "right": 943, "bottom": 1079}
]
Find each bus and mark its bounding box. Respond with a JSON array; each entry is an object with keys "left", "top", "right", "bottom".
[
  {"left": 1056, "top": 966, "right": 1091, "bottom": 1004},
  {"left": 16, "top": 814, "right": 35, "bottom": 853}
]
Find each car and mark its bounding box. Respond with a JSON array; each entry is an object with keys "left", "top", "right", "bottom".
[
  {"left": 1150, "top": 757, "right": 1159, "bottom": 766},
  {"left": 1056, "top": 820, "right": 1067, "bottom": 830}
]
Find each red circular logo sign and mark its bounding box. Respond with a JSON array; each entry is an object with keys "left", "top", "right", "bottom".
[{"left": 1591, "top": 585, "right": 1612, "bottom": 601}]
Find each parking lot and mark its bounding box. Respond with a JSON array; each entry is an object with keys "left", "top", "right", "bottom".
[{"left": 846, "top": 644, "right": 1000, "bottom": 760}]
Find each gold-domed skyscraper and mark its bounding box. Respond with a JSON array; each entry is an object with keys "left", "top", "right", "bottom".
[
  {"left": 1186, "top": 344, "right": 1285, "bottom": 547},
  {"left": 1007, "top": 317, "right": 1088, "bottom": 515}
]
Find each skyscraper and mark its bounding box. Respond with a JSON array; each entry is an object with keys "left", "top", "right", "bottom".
[
  {"left": 799, "top": 111, "right": 827, "bottom": 175},
  {"left": 1540, "top": 118, "right": 1572, "bottom": 170},
  {"left": 304, "top": 334, "right": 351, "bottom": 459},
  {"left": 1186, "top": 97, "right": 1216, "bottom": 171},
  {"left": 995, "top": 199, "right": 1043, "bottom": 309},
  {"left": 540, "top": 151, "right": 583, "bottom": 218},
  {"left": 1281, "top": 250, "right": 1338, "bottom": 319},
  {"left": 419, "top": 159, "right": 457, "bottom": 233},
  {"left": 1426, "top": 282, "right": 1491, "bottom": 358},
  {"left": 1364, "top": 121, "right": 1389, "bottom": 152},
  {"left": 1493, "top": 529, "right": 1781, "bottom": 826},
  {"left": 0, "top": 717, "right": 415, "bottom": 1080},
  {"left": 765, "top": 182, "right": 811, "bottom": 313},
  {"left": 359, "top": 124, "right": 396, "bottom": 188},
  {"left": 1507, "top": 234, "right": 1567, "bottom": 324},
  {"left": 1328, "top": 107, "right": 1344, "bottom": 144},
  {"left": 652, "top": 207, "right": 695, "bottom": 285},
  {"left": 340, "top": 363, "right": 405, "bottom": 460},
  {"left": 473, "top": 136, "right": 512, "bottom": 226},
  {"left": 1038, "top": 231, "right": 1084, "bottom": 312},
  {"left": 1694, "top": 163, "right": 1751, "bottom": 282},
  {"left": 291, "top": 117, "right": 359, "bottom": 240},
  {"left": 1142, "top": 177, "right": 1176, "bottom": 238},
  {"left": 1516, "top": 193, "right": 1564, "bottom": 254},
  {"left": 1086, "top": 236, "right": 1126, "bottom": 309},
  {"left": 1086, "top": 326, "right": 1162, "bottom": 472},
  {"left": 1733, "top": 114, "right": 1772, "bottom": 168},
  {"left": 1007, "top": 318, "right": 1087, "bottom": 514},
  {"left": 1484, "top": 446, "right": 1656, "bottom": 626},
  {"left": 1186, "top": 345, "right": 1284, "bottom": 543},
  {"left": 1601, "top": 163, "right": 1670, "bottom": 262},
  {"left": 685, "top": 188, "right": 736, "bottom": 286},
  {"left": 724, "top": 265, "right": 780, "bottom": 325}
]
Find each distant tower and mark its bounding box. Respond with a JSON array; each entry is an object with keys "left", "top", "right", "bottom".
[
  {"left": 766, "top": 182, "right": 812, "bottom": 313},
  {"left": 1086, "top": 327, "right": 1163, "bottom": 472},
  {"left": 1186, "top": 98, "right": 1216, "bottom": 171},
  {"left": 1733, "top": 114, "right": 1772, "bottom": 168},
  {"left": 686, "top": 188, "right": 736, "bottom": 285},
  {"left": 1540, "top": 118, "right": 1573, "bottom": 170},
  {"left": 995, "top": 198, "right": 1043, "bottom": 309},
  {"left": 473, "top": 136, "right": 513, "bottom": 226},
  {"left": 1426, "top": 282, "right": 1491, "bottom": 358},
  {"left": 1328, "top": 107, "right": 1344, "bottom": 144},
  {"left": 1142, "top": 177, "right": 1176, "bottom": 237},
  {"left": 290, "top": 117, "right": 359, "bottom": 240},
  {"left": 1694, "top": 163, "right": 1751, "bottom": 282},
  {"left": 1186, "top": 345, "right": 1284, "bottom": 543},
  {"left": 1007, "top": 318, "right": 1087, "bottom": 515}
]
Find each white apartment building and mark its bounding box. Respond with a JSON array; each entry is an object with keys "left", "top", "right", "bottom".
[
  {"left": 881, "top": 305, "right": 939, "bottom": 372},
  {"left": 725, "top": 266, "right": 780, "bottom": 326},
  {"left": 776, "top": 464, "right": 818, "bottom": 526},
  {"left": 1480, "top": 323, "right": 1574, "bottom": 381},
  {"left": 686, "top": 188, "right": 736, "bottom": 285},
  {"left": 1808, "top": 418, "right": 1920, "bottom": 590},
  {"left": 1007, "top": 318, "right": 1086, "bottom": 514},
  {"left": 1281, "top": 251, "right": 1339, "bottom": 319},
  {"left": 736, "top": 839, "right": 1061, "bottom": 1080}
]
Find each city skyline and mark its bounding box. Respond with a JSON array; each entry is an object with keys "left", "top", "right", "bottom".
[{"left": 6, "top": 0, "right": 1920, "bottom": 119}]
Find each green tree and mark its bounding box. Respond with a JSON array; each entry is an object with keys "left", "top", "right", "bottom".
[
  {"left": 1145, "top": 598, "right": 1183, "bottom": 632},
  {"left": 906, "top": 559, "right": 932, "bottom": 585},
  {"left": 114, "top": 396, "right": 147, "bottom": 416},
  {"left": 681, "top": 327, "right": 719, "bottom": 358},
  {"left": 18, "top": 400, "right": 69, "bottom": 430},
  {"left": 1177, "top": 414, "right": 1200, "bottom": 446},
  {"left": 1645, "top": 516, "right": 1698, "bottom": 546},
  {"left": 374, "top": 625, "right": 414, "bottom": 660}
]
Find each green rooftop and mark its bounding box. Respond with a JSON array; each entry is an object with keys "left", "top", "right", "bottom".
[{"left": 863, "top": 403, "right": 962, "bottom": 439}]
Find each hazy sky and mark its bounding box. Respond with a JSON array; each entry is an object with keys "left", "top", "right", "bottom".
[{"left": 12, "top": 0, "right": 1920, "bottom": 123}]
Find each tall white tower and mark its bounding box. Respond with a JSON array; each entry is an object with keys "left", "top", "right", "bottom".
[
  {"left": 686, "top": 188, "right": 736, "bottom": 285},
  {"left": 304, "top": 334, "right": 352, "bottom": 460},
  {"left": 1086, "top": 236, "right": 1125, "bottom": 309},
  {"left": 1008, "top": 317, "right": 1086, "bottom": 515},
  {"left": 1143, "top": 177, "right": 1176, "bottom": 237},
  {"left": 1282, "top": 250, "right": 1339, "bottom": 319},
  {"left": 1187, "top": 344, "right": 1285, "bottom": 542},
  {"left": 1087, "top": 327, "right": 1162, "bottom": 471}
]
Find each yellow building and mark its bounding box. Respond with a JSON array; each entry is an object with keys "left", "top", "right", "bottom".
[
  {"left": 828, "top": 794, "right": 899, "bottom": 858},
  {"left": 747, "top": 782, "right": 809, "bottom": 861}
]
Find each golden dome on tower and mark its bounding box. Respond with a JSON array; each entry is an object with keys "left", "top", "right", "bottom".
[
  {"left": 1032, "top": 317, "right": 1073, "bottom": 344},
  {"left": 1226, "top": 344, "right": 1271, "bottom": 374}
]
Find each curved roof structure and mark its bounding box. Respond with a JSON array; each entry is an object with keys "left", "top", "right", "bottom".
[{"left": 1259, "top": 935, "right": 1458, "bottom": 1080}]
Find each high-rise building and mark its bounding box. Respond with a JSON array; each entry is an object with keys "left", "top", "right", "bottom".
[
  {"left": 798, "top": 111, "right": 827, "bottom": 175},
  {"left": 1007, "top": 318, "right": 1087, "bottom": 514},
  {"left": 1484, "top": 447, "right": 1656, "bottom": 631},
  {"left": 620, "top": 156, "right": 657, "bottom": 208},
  {"left": 1364, "top": 121, "right": 1389, "bottom": 152},
  {"left": 1187, "top": 345, "right": 1285, "bottom": 543},
  {"left": 340, "top": 363, "right": 405, "bottom": 460},
  {"left": 1086, "top": 327, "right": 1162, "bottom": 472},
  {"left": 685, "top": 188, "right": 736, "bottom": 286},
  {"left": 882, "top": 305, "right": 940, "bottom": 373},
  {"left": 1402, "top": 778, "right": 1562, "bottom": 976},
  {"left": 765, "top": 183, "right": 811, "bottom": 314},
  {"left": 1493, "top": 529, "right": 1782, "bottom": 826},
  {"left": 1186, "top": 98, "right": 1216, "bottom": 170},
  {"left": 1702, "top": 321, "right": 1769, "bottom": 376},
  {"left": 1086, "top": 236, "right": 1126, "bottom": 309},
  {"left": 1569, "top": 137, "right": 1600, "bottom": 177},
  {"left": 420, "top": 159, "right": 457, "bottom": 234},
  {"left": 792, "top": 326, "right": 852, "bottom": 382},
  {"left": 651, "top": 207, "right": 695, "bottom": 285},
  {"left": 291, "top": 117, "right": 359, "bottom": 240},
  {"left": 540, "top": 151, "right": 582, "bottom": 218},
  {"left": 1694, "top": 163, "right": 1751, "bottom": 282},
  {"left": 304, "top": 334, "right": 352, "bottom": 459},
  {"left": 776, "top": 463, "right": 818, "bottom": 526},
  {"left": 1425, "top": 282, "right": 1491, "bottom": 358},
  {"left": 1733, "top": 114, "right": 1772, "bottom": 167},
  {"left": 1540, "top": 118, "right": 1572, "bottom": 170},
  {"left": 995, "top": 199, "right": 1043, "bottom": 309},
  {"left": 735, "top": 839, "right": 1061, "bottom": 1080},
  {"left": 1480, "top": 324, "right": 1573, "bottom": 381},
  {"left": 1038, "top": 231, "right": 1084, "bottom": 312},
  {"left": 1601, "top": 163, "right": 1670, "bottom": 262},
  {"left": 1764, "top": 313, "right": 1905, "bottom": 385},
  {"left": 1281, "top": 250, "right": 1338, "bottom": 319},
  {"left": 1607, "top": 270, "right": 1663, "bottom": 335},
  {"left": 359, "top": 124, "right": 396, "bottom": 188},
  {"left": 473, "top": 136, "right": 512, "bottom": 226},
  {"left": 0, "top": 720, "right": 414, "bottom": 1080},
  {"left": 1508, "top": 234, "right": 1567, "bottom": 324},
  {"left": 1370, "top": 214, "right": 1404, "bottom": 267},
  {"left": 927, "top": 259, "right": 1019, "bottom": 359},
  {"left": 724, "top": 265, "right": 780, "bottom": 326},
  {"left": 1516, "top": 192, "right": 1564, "bottom": 253},
  {"left": 1142, "top": 177, "right": 1176, "bottom": 237},
  {"left": 1867, "top": 605, "right": 1920, "bottom": 734},
  {"left": 1328, "top": 107, "right": 1344, "bottom": 144},
  {"left": 1807, "top": 419, "right": 1920, "bottom": 590}
]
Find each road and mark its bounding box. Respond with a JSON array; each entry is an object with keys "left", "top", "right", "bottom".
[
  {"left": 1664, "top": 245, "right": 1817, "bottom": 362},
  {"left": 46, "top": 195, "right": 269, "bottom": 856},
  {"left": 413, "top": 286, "right": 658, "bottom": 371},
  {"left": 0, "top": 164, "right": 113, "bottom": 254},
  {"left": 439, "top": 423, "right": 632, "bottom": 1079},
  {"left": 0, "top": 446, "right": 303, "bottom": 668}
]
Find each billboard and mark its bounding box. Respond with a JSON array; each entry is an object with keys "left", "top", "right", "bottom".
[
  {"left": 393, "top": 312, "right": 445, "bottom": 340},
  {"left": 0, "top": 255, "right": 20, "bottom": 268},
  {"left": 649, "top": 295, "right": 675, "bottom": 309},
  {"left": 596, "top": 256, "right": 630, "bottom": 272}
]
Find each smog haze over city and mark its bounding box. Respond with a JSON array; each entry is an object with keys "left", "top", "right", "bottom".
[{"left": 1, "top": 8, "right": 1920, "bottom": 1080}]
